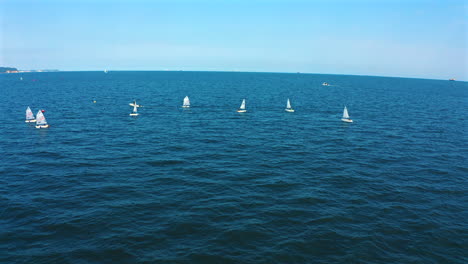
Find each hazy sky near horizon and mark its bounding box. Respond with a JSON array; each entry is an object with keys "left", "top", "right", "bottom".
[{"left": 1, "top": 0, "right": 466, "bottom": 80}]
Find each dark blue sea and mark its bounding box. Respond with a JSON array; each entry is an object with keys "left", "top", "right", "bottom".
[{"left": 1, "top": 71, "right": 467, "bottom": 263}]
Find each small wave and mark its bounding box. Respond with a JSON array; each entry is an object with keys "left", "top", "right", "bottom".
[{"left": 145, "top": 159, "right": 185, "bottom": 166}]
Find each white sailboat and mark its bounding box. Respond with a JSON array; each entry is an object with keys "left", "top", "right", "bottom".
[
  {"left": 182, "top": 96, "right": 190, "bottom": 108},
  {"left": 35, "top": 110, "right": 49, "bottom": 128},
  {"left": 104, "top": 69, "right": 108, "bottom": 73},
  {"left": 285, "top": 98, "right": 295, "bottom": 112},
  {"left": 25, "top": 106, "right": 36, "bottom": 122},
  {"left": 341, "top": 106, "right": 353, "bottom": 123},
  {"left": 129, "top": 100, "right": 139, "bottom": 116},
  {"left": 237, "top": 99, "right": 246, "bottom": 113}
]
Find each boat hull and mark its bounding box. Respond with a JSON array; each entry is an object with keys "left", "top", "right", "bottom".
[
  {"left": 237, "top": 109, "right": 247, "bottom": 113},
  {"left": 129, "top": 113, "right": 139, "bottom": 116},
  {"left": 35, "top": 124, "right": 49, "bottom": 128},
  {"left": 285, "top": 109, "right": 295, "bottom": 112},
  {"left": 25, "top": 119, "right": 36, "bottom": 123},
  {"left": 182, "top": 106, "right": 190, "bottom": 108},
  {"left": 341, "top": 118, "right": 353, "bottom": 123}
]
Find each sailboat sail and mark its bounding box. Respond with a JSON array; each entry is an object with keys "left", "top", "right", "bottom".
[
  {"left": 36, "top": 111, "right": 47, "bottom": 125},
  {"left": 343, "top": 106, "right": 350, "bottom": 119},
  {"left": 26, "top": 107, "right": 35, "bottom": 120},
  {"left": 183, "top": 96, "right": 190, "bottom": 107},
  {"left": 240, "top": 99, "right": 246, "bottom": 110},
  {"left": 286, "top": 99, "right": 291, "bottom": 109},
  {"left": 133, "top": 105, "right": 138, "bottom": 113}
]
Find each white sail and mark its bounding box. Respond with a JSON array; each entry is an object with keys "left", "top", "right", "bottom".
[
  {"left": 36, "top": 111, "right": 47, "bottom": 125},
  {"left": 286, "top": 99, "right": 292, "bottom": 109},
  {"left": 183, "top": 96, "right": 190, "bottom": 107},
  {"left": 343, "top": 106, "right": 350, "bottom": 119},
  {"left": 129, "top": 100, "right": 140, "bottom": 107},
  {"left": 239, "top": 99, "right": 246, "bottom": 110},
  {"left": 133, "top": 105, "right": 138, "bottom": 113},
  {"left": 26, "top": 107, "right": 35, "bottom": 120}
]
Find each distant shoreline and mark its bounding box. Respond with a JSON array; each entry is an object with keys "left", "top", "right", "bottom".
[{"left": 0, "top": 70, "right": 59, "bottom": 73}]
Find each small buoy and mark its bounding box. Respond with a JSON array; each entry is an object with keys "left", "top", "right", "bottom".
[
  {"left": 93, "top": 100, "right": 96, "bottom": 103},
  {"left": 41, "top": 109, "right": 45, "bottom": 113}
]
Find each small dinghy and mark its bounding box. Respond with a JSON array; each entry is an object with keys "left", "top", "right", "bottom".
[
  {"left": 341, "top": 106, "right": 353, "bottom": 123},
  {"left": 25, "top": 106, "right": 36, "bottom": 122},
  {"left": 129, "top": 100, "right": 139, "bottom": 116},
  {"left": 182, "top": 96, "right": 190, "bottom": 108},
  {"left": 35, "top": 110, "right": 49, "bottom": 128},
  {"left": 285, "top": 98, "right": 295, "bottom": 112},
  {"left": 237, "top": 99, "right": 247, "bottom": 113}
]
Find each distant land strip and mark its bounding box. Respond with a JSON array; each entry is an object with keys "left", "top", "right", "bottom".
[{"left": 0, "top": 67, "right": 59, "bottom": 73}]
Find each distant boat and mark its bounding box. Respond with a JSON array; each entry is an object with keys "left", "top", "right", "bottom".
[
  {"left": 20, "top": 77, "right": 23, "bottom": 81},
  {"left": 285, "top": 98, "right": 295, "bottom": 112},
  {"left": 322, "top": 82, "right": 330, "bottom": 86},
  {"left": 182, "top": 96, "right": 190, "bottom": 108},
  {"left": 35, "top": 110, "right": 49, "bottom": 128},
  {"left": 129, "top": 100, "right": 139, "bottom": 116},
  {"left": 104, "top": 69, "right": 108, "bottom": 73},
  {"left": 341, "top": 106, "right": 353, "bottom": 123},
  {"left": 449, "top": 78, "right": 455, "bottom": 81},
  {"left": 237, "top": 99, "right": 247, "bottom": 113},
  {"left": 25, "top": 106, "right": 36, "bottom": 122}
]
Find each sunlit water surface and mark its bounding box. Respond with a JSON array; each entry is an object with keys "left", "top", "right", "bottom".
[{"left": 1, "top": 71, "right": 466, "bottom": 263}]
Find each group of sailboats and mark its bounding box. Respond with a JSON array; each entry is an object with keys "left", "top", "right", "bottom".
[
  {"left": 129, "top": 97, "right": 191, "bottom": 116},
  {"left": 26, "top": 97, "right": 351, "bottom": 127},
  {"left": 237, "top": 98, "right": 295, "bottom": 113},
  {"left": 127, "top": 97, "right": 352, "bottom": 122},
  {"left": 236, "top": 99, "right": 297, "bottom": 113},
  {"left": 25, "top": 107, "right": 49, "bottom": 128},
  {"left": 238, "top": 99, "right": 351, "bottom": 122}
]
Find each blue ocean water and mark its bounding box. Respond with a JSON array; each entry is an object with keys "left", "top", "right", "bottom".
[{"left": 0, "top": 71, "right": 466, "bottom": 263}]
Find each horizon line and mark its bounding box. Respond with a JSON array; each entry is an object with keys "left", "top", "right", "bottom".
[{"left": 10, "top": 69, "right": 465, "bottom": 82}]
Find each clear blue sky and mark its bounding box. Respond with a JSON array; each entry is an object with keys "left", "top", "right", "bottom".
[{"left": 1, "top": 0, "right": 466, "bottom": 80}]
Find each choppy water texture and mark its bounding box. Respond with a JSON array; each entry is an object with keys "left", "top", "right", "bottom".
[{"left": 1, "top": 71, "right": 467, "bottom": 263}]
